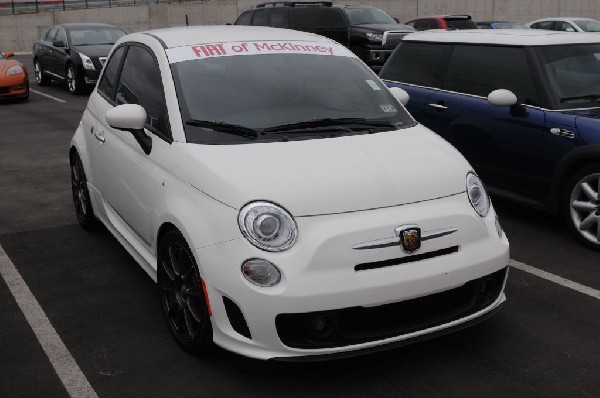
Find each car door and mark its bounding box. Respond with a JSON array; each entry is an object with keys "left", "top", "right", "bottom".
[
  {"left": 48, "top": 27, "right": 69, "bottom": 78},
  {"left": 38, "top": 27, "right": 57, "bottom": 73},
  {"left": 91, "top": 44, "right": 173, "bottom": 246},
  {"left": 379, "top": 42, "right": 453, "bottom": 120},
  {"left": 420, "top": 44, "right": 546, "bottom": 195}
]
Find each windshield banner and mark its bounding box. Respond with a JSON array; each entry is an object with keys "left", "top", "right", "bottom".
[{"left": 166, "top": 40, "right": 355, "bottom": 64}]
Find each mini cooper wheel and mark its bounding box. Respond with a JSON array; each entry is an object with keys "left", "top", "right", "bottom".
[
  {"left": 70, "top": 153, "right": 99, "bottom": 230},
  {"left": 66, "top": 65, "right": 82, "bottom": 94},
  {"left": 158, "top": 230, "right": 213, "bottom": 354},
  {"left": 564, "top": 163, "right": 600, "bottom": 250},
  {"left": 34, "top": 60, "right": 50, "bottom": 86}
]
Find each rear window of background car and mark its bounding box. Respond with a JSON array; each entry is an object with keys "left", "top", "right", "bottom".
[
  {"left": 379, "top": 42, "right": 452, "bottom": 87},
  {"left": 443, "top": 45, "right": 539, "bottom": 105},
  {"left": 236, "top": 10, "right": 252, "bottom": 25},
  {"left": 292, "top": 8, "right": 346, "bottom": 29}
]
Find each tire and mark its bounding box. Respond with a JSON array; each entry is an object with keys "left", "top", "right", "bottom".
[
  {"left": 34, "top": 59, "right": 50, "bottom": 86},
  {"left": 563, "top": 163, "right": 600, "bottom": 250},
  {"left": 70, "top": 152, "right": 99, "bottom": 230},
  {"left": 158, "top": 230, "right": 213, "bottom": 354},
  {"left": 66, "top": 64, "right": 82, "bottom": 95}
]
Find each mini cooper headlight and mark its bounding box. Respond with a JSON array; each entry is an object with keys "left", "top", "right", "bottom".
[
  {"left": 6, "top": 65, "right": 23, "bottom": 76},
  {"left": 79, "top": 53, "right": 95, "bottom": 70},
  {"left": 466, "top": 172, "right": 490, "bottom": 217},
  {"left": 238, "top": 201, "right": 297, "bottom": 252},
  {"left": 366, "top": 32, "right": 384, "bottom": 43}
]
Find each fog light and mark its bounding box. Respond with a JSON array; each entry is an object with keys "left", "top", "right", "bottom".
[
  {"left": 241, "top": 258, "right": 281, "bottom": 287},
  {"left": 312, "top": 316, "right": 334, "bottom": 338},
  {"left": 495, "top": 215, "right": 503, "bottom": 238}
]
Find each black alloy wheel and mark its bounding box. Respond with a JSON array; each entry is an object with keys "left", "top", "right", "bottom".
[
  {"left": 34, "top": 60, "right": 50, "bottom": 86},
  {"left": 158, "top": 230, "right": 213, "bottom": 354},
  {"left": 70, "top": 153, "right": 99, "bottom": 230},
  {"left": 66, "top": 64, "right": 82, "bottom": 94}
]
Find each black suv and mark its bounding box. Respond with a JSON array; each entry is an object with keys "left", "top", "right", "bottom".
[{"left": 234, "top": 2, "right": 415, "bottom": 70}]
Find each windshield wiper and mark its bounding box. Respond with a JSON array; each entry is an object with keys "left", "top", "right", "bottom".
[
  {"left": 262, "top": 118, "right": 398, "bottom": 133},
  {"left": 185, "top": 119, "right": 259, "bottom": 139},
  {"left": 560, "top": 94, "right": 600, "bottom": 103}
]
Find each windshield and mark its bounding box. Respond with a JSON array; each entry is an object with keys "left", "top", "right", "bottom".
[
  {"left": 574, "top": 20, "right": 600, "bottom": 32},
  {"left": 537, "top": 43, "right": 600, "bottom": 109},
  {"left": 170, "top": 42, "right": 413, "bottom": 144},
  {"left": 343, "top": 8, "right": 396, "bottom": 25},
  {"left": 68, "top": 27, "right": 125, "bottom": 46}
]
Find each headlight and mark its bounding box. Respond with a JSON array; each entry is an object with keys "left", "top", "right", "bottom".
[
  {"left": 79, "top": 53, "right": 95, "bottom": 70},
  {"left": 466, "top": 172, "right": 490, "bottom": 217},
  {"left": 366, "top": 32, "right": 384, "bottom": 43},
  {"left": 238, "top": 201, "right": 297, "bottom": 252},
  {"left": 6, "top": 65, "right": 23, "bottom": 76}
]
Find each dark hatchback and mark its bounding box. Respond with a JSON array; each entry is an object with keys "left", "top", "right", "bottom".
[
  {"left": 33, "top": 23, "right": 126, "bottom": 94},
  {"left": 380, "top": 30, "right": 600, "bottom": 250}
]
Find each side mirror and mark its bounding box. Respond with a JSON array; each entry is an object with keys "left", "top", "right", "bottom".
[
  {"left": 389, "top": 86, "right": 410, "bottom": 106},
  {"left": 53, "top": 40, "right": 65, "bottom": 48},
  {"left": 487, "top": 89, "right": 518, "bottom": 107},
  {"left": 4, "top": 51, "right": 14, "bottom": 59},
  {"left": 106, "top": 104, "right": 152, "bottom": 155}
]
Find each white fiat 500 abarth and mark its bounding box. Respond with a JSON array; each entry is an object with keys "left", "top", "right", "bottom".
[{"left": 70, "top": 26, "right": 509, "bottom": 361}]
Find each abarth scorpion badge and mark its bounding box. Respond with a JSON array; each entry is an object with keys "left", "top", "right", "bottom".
[{"left": 395, "top": 225, "right": 421, "bottom": 253}]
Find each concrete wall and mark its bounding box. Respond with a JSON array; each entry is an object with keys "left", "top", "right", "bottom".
[{"left": 4, "top": 0, "right": 600, "bottom": 52}]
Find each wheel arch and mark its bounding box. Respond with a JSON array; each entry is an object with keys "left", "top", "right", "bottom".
[{"left": 552, "top": 145, "right": 600, "bottom": 210}]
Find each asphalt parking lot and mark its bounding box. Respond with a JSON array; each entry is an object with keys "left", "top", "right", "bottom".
[{"left": 1, "top": 55, "right": 600, "bottom": 397}]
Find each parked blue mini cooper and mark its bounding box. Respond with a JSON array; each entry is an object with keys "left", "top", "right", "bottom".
[{"left": 380, "top": 30, "right": 600, "bottom": 250}]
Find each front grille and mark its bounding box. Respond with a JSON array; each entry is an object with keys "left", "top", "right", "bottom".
[
  {"left": 276, "top": 267, "right": 507, "bottom": 349},
  {"left": 355, "top": 246, "right": 459, "bottom": 271},
  {"left": 383, "top": 32, "right": 409, "bottom": 47}
]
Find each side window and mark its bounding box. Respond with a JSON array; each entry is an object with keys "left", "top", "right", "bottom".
[
  {"left": 443, "top": 45, "right": 538, "bottom": 105},
  {"left": 54, "top": 28, "right": 67, "bottom": 45},
  {"left": 406, "top": 21, "right": 415, "bottom": 28},
  {"left": 556, "top": 21, "right": 576, "bottom": 32},
  {"left": 115, "top": 46, "right": 170, "bottom": 137},
  {"left": 252, "top": 9, "right": 268, "bottom": 26},
  {"left": 532, "top": 21, "right": 553, "bottom": 30},
  {"left": 292, "top": 8, "right": 346, "bottom": 29},
  {"left": 97, "top": 46, "right": 127, "bottom": 101},
  {"left": 429, "top": 19, "right": 440, "bottom": 29},
  {"left": 379, "top": 42, "right": 452, "bottom": 87},
  {"left": 45, "top": 28, "right": 58, "bottom": 42},
  {"left": 269, "top": 8, "right": 289, "bottom": 28},
  {"left": 235, "top": 11, "right": 253, "bottom": 25}
]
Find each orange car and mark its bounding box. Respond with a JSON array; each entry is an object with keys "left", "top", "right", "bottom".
[{"left": 0, "top": 51, "right": 29, "bottom": 100}]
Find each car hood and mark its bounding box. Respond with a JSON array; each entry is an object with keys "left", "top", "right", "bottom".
[
  {"left": 71, "top": 44, "right": 114, "bottom": 57},
  {"left": 0, "top": 59, "right": 20, "bottom": 74},
  {"left": 354, "top": 24, "right": 415, "bottom": 32},
  {"left": 182, "top": 125, "right": 471, "bottom": 217},
  {"left": 566, "top": 108, "right": 600, "bottom": 120}
]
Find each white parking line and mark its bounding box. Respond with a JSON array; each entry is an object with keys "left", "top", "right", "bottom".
[
  {"left": 30, "top": 89, "right": 67, "bottom": 104},
  {"left": 510, "top": 259, "right": 600, "bottom": 300},
  {"left": 0, "top": 244, "right": 98, "bottom": 398}
]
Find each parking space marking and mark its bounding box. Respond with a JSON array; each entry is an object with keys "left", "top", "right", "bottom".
[
  {"left": 30, "top": 89, "right": 67, "bottom": 103},
  {"left": 510, "top": 259, "right": 600, "bottom": 300},
  {"left": 0, "top": 244, "right": 98, "bottom": 398}
]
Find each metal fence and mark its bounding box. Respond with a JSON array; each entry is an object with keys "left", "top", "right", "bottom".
[{"left": 0, "top": 0, "right": 192, "bottom": 15}]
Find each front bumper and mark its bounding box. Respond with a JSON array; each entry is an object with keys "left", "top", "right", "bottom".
[
  {"left": 364, "top": 44, "right": 396, "bottom": 69},
  {"left": 196, "top": 193, "right": 510, "bottom": 360},
  {"left": 81, "top": 67, "right": 100, "bottom": 85},
  {"left": 0, "top": 73, "right": 28, "bottom": 98}
]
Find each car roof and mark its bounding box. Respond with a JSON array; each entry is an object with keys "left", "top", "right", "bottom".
[
  {"left": 402, "top": 29, "right": 600, "bottom": 46},
  {"left": 410, "top": 15, "right": 471, "bottom": 20},
  {"left": 142, "top": 25, "right": 331, "bottom": 49},
  {"left": 59, "top": 23, "right": 120, "bottom": 29},
  {"left": 528, "top": 17, "right": 596, "bottom": 23}
]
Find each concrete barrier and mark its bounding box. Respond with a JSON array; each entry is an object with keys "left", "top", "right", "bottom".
[{"left": 3, "top": 0, "right": 600, "bottom": 53}]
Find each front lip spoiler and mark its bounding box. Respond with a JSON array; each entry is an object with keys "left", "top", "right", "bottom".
[{"left": 268, "top": 300, "right": 504, "bottom": 362}]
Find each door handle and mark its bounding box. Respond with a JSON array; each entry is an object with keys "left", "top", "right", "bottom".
[
  {"left": 94, "top": 130, "right": 106, "bottom": 143},
  {"left": 428, "top": 103, "right": 448, "bottom": 110}
]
